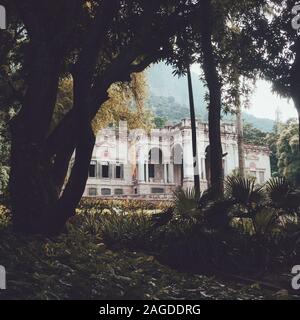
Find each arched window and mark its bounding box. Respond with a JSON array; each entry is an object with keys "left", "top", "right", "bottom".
[{"left": 148, "top": 148, "right": 163, "bottom": 181}]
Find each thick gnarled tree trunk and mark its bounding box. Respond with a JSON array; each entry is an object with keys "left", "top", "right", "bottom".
[{"left": 9, "top": 45, "right": 68, "bottom": 234}]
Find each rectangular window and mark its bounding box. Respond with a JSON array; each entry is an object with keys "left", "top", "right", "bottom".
[
  {"left": 259, "top": 171, "right": 265, "bottom": 184},
  {"left": 101, "top": 188, "right": 111, "bottom": 196},
  {"left": 115, "top": 188, "right": 123, "bottom": 195},
  {"left": 88, "top": 187, "right": 97, "bottom": 196},
  {"left": 102, "top": 164, "right": 109, "bottom": 178},
  {"left": 250, "top": 171, "right": 257, "bottom": 179},
  {"left": 149, "top": 164, "right": 155, "bottom": 178},
  {"left": 151, "top": 188, "right": 165, "bottom": 194},
  {"left": 89, "top": 161, "right": 97, "bottom": 178},
  {"left": 116, "top": 165, "right": 123, "bottom": 179}
]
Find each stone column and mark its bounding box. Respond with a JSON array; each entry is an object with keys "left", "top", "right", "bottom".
[
  {"left": 169, "top": 164, "right": 174, "bottom": 183},
  {"left": 138, "top": 162, "right": 145, "bottom": 182},
  {"left": 183, "top": 137, "right": 193, "bottom": 179},
  {"left": 145, "top": 162, "right": 149, "bottom": 182},
  {"left": 202, "top": 157, "right": 206, "bottom": 180},
  {"left": 164, "top": 164, "right": 168, "bottom": 183}
]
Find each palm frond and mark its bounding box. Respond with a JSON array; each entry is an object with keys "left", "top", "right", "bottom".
[
  {"left": 265, "top": 177, "right": 300, "bottom": 210},
  {"left": 225, "top": 175, "right": 264, "bottom": 206}
]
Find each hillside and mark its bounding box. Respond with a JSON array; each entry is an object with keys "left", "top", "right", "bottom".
[{"left": 146, "top": 63, "right": 275, "bottom": 132}]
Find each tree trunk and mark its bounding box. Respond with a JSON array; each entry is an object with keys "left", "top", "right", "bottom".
[
  {"left": 236, "top": 97, "right": 245, "bottom": 178},
  {"left": 7, "top": 0, "right": 168, "bottom": 235},
  {"left": 10, "top": 111, "right": 95, "bottom": 235},
  {"left": 200, "top": 0, "right": 223, "bottom": 198},
  {"left": 291, "top": 39, "right": 300, "bottom": 149},
  {"left": 187, "top": 66, "right": 200, "bottom": 195},
  {"left": 8, "top": 45, "right": 67, "bottom": 234},
  {"left": 8, "top": 45, "right": 97, "bottom": 235}
]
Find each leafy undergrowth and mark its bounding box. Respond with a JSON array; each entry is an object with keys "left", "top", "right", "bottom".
[{"left": 0, "top": 206, "right": 274, "bottom": 300}]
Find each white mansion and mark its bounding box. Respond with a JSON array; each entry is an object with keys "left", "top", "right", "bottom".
[{"left": 83, "top": 119, "right": 271, "bottom": 199}]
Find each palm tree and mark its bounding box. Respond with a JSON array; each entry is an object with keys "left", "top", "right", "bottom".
[
  {"left": 187, "top": 66, "right": 200, "bottom": 195},
  {"left": 236, "top": 94, "right": 245, "bottom": 178}
]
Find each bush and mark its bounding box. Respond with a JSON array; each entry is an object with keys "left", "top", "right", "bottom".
[{"left": 100, "top": 212, "right": 153, "bottom": 248}]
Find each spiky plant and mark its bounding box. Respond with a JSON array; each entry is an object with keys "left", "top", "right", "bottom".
[
  {"left": 173, "top": 187, "right": 200, "bottom": 218},
  {"left": 225, "top": 175, "right": 264, "bottom": 208},
  {"left": 265, "top": 177, "right": 300, "bottom": 211}
]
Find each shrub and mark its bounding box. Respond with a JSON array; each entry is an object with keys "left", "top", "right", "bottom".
[{"left": 100, "top": 212, "right": 153, "bottom": 248}]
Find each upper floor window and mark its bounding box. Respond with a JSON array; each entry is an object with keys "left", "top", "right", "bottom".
[
  {"left": 116, "top": 164, "right": 124, "bottom": 179},
  {"left": 149, "top": 164, "right": 155, "bottom": 178},
  {"left": 89, "top": 161, "right": 97, "bottom": 178},
  {"left": 101, "top": 163, "right": 109, "bottom": 178}
]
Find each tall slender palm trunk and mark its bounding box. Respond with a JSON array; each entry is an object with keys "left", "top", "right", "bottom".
[
  {"left": 236, "top": 98, "right": 245, "bottom": 177},
  {"left": 187, "top": 66, "right": 200, "bottom": 195}
]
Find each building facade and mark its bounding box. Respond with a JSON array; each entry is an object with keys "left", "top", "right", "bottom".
[{"left": 82, "top": 119, "right": 271, "bottom": 199}]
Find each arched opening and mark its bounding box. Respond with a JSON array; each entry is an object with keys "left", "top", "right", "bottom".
[{"left": 148, "top": 148, "right": 164, "bottom": 182}]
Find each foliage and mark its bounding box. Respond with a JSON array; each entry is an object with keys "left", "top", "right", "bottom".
[
  {"left": 98, "top": 212, "right": 153, "bottom": 249},
  {"left": 277, "top": 120, "right": 300, "bottom": 186},
  {"left": 77, "top": 193, "right": 300, "bottom": 277},
  {"left": 266, "top": 177, "right": 300, "bottom": 211},
  {"left": 2, "top": 0, "right": 204, "bottom": 234},
  {"left": 225, "top": 176, "right": 264, "bottom": 208},
  {"left": 52, "top": 72, "right": 154, "bottom": 134},
  {"left": 78, "top": 197, "right": 171, "bottom": 214},
  {"left": 173, "top": 187, "right": 200, "bottom": 218},
  {"left": 0, "top": 112, "right": 10, "bottom": 195},
  {"left": 92, "top": 72, "right": 154, "bottom": 133},
  {"left": 0, "top": 204, "right": 272, "bottom": 300},
  {"left": 243, "top": 123, "right": 267, "bottom": 147},
  {"left": 156, "top": 180, "right": 300, "bottom": 278},
  {"left": 153, "top": 116, "right": 167, "bottom": 129},
  {"left": 243, "top": 120, "right": 300, "bottom": 180},
  {"left": 265, "top": 129, "right": 280, "bottom": 176},
  {"left": 173, "top": 186, "right": 233, "bottom": 230}
]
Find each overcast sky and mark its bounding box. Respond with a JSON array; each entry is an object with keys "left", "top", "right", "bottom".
[
  {"left": 191, "top": 64, "right": 298, "bottom": 122},
  {"left": 250, "top": 80, "right": 298, "bottom": 122}
]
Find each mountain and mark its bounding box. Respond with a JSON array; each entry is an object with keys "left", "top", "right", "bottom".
[{"left": 146, "top": 62, "right": 275, "bottom": 132}]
